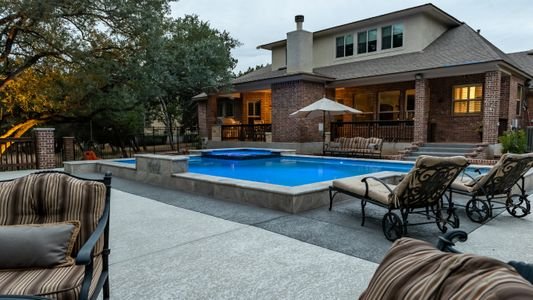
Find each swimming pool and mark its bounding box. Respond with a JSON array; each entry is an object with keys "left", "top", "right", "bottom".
[{"left": 188, "top": 156, "right": 413, "bottom": 186}]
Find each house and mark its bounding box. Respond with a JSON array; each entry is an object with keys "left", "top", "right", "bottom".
[{"left": 196, "top": 3, "right": 533, "bottom": 154}]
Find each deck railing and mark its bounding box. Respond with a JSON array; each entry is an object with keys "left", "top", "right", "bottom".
[
  {"left": 0, "top": 137, "right": 37, "bottom": 171},
  {"left": 221, "top": 124, "right": 272, "bottom": 142},
  {"left": 331, "top": 120, "right": 414, "bottom": 142}
]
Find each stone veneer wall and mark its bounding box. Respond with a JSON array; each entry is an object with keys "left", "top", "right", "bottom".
[
  {"left": 271, "top": 80, "right": 325, "bottom": 142},
  {"left": 483, "top": 71, "right": 501, "bottom": 144},
  {"left": 427, "top": 74, "right": 486, "bottom": 143}
]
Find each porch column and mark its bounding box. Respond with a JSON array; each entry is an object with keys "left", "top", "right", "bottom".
[
  {"left": 197, "top": 100, "right": 208, "bottom": 138},
  {"left": 483, "top": 71, "right": 501, "bottom": 144},
  {"left": 414, "top": 77, "right": 429, "bottom": 144},
  {"left": 507, "top": 76, "right": 520, "bottom": 130}
]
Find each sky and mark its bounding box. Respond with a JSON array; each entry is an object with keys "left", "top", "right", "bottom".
[{"left": 170, "top": 0, "right": 533, "bottom": 73}]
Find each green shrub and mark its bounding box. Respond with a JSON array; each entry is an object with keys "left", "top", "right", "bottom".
[{"left": 499, "top": 130, "right": 527, "bottom": 154}]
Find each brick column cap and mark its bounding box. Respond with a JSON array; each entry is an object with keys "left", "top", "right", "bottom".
[{"left": 33, "top": 128, "right": 55, "bottom": 131}]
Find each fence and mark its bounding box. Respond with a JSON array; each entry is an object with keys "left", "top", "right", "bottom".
[
  {"left": 221, "top": 124, "right": 272, "bottom": 141},
  {"left": 331, "top": 120, "right": 414, "bottom": 142},
  {"left": 0, "top": 137, "right": 37, "bottom": 171}
]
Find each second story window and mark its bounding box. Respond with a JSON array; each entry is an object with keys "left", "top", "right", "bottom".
[
  {"left": 382, "top": 24, "right": 404, "bottom": 50},
  {"left": 336, "top": 35, "right": 354, "bottom": 58},
  {"left": 357, "top": 29, "right": 377, "bottom": 54}
]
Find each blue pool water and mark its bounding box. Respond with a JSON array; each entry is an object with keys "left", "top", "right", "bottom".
[{"left": 188, "top": 156, "right": 413, "bottom": 186}]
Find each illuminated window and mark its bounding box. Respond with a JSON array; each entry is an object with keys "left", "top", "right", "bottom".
[
  {"left": 336, "top": 35, "right": 354, "bottom": 58},
  {"left": 354, "top": 93, "right": 375, "bottom": 121},
  {"left": 405, "top": 89, "right": 415, "bottom": 119},
  {"left": 378, "top": 91, "right": 401, "bottom": 120},
  {"left": 453, "top": 85, "right": 482, "bottom": 114}
]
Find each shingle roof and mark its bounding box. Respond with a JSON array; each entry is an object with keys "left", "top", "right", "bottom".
[
  {"left": 233, "top": 24, "right": 531, "bottom": 86},
  {"left": 507, "top": 50, "right": 533, "bottom": 81}
]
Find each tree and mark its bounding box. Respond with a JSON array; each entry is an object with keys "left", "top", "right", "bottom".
[{"left": 235, "top": 64, "right": 266, "bottom": 77}]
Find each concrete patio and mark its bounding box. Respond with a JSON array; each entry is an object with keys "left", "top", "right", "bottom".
[{"left": 1, "top": 170, "right": 532, "bottom": 299}]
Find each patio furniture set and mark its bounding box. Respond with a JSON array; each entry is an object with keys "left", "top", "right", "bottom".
[{"left": 329, "top": 152, "right": 533, "bottom": 241}]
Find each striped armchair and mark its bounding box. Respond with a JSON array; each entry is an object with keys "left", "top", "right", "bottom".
[{"left": 0, "top": 171, "right": 112, "bottom": 300}]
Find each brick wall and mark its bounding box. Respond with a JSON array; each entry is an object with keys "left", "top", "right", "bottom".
[
  {"left": 483, "top": 71, "right": 501, "bottom": 144},
  {"left": 33, "top": 128, "right": 56, "bottom": 169},
  {"left": 271, "top": 80, "right": 325, "bottom": 142},
  {"left": 197, "top": 101, "right": 208, "bottom": 138},
  {"left": 414, "top": 78, "right": 429, "bottom": 144},
  {"left": 206, "top": 95, "right": 218, "bottom": 139},
  {"left": 428, "top": 74, "right": 485, "bottom": 143},
  {"left": 499, "top": 75, "right": 510, "bottom": 119},
  {"left": 62, "top": 137, "right": 75, "bottom": 162}
]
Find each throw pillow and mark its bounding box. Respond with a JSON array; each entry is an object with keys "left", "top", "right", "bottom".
[
  {"left": 0, "top": 221, "right": 80, "bottom": 269},
  {"left": 367, "top": 143, "right": 377, "bottom": 150}
]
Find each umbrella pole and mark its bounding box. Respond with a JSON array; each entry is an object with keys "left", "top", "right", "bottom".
[{"left": 322, "top": 111, "right": 326, "bottom": 155}]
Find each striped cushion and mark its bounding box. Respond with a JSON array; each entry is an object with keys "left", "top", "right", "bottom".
[
  {"left": 360, "top": 238, "right": 533, "bottom": 299},
  {"left": 0, "top": 173, "right": 106, "bottom": 256},
  {"left": 0, "top": 255, "right": 103, "bottom": 300}
]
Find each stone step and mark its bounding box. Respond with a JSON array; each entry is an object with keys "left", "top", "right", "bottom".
[
  {"left": 409, "top": 151, "right": 469, "bottom": 157},
  {"left": 416, "top": 147, "right": 475, "bottom": 153},
  {"left": 421, "top": 143, "right": 478, "bottom": 148}
]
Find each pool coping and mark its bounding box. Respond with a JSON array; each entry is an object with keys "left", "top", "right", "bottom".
[{"left": 64, "top": 151, "right": 528, "bottom": 213}]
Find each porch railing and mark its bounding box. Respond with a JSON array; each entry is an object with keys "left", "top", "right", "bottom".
[
  {"left": 221, "top": 124, "right": 272, "bottom": 142},
  {"left": 331, "top": 120, "right": 414, "bottom": 142},
  {"left": 0, "top": 137, "right": 37, "bottom": 171}
]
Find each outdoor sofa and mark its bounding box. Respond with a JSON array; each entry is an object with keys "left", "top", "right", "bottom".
[
  {"left": 0, "top": 171, "right": 112, "bottom": 300},
  {"left": 324, "top": 137, "right": 383, "bottom": 158},
  {"left": 329, "top": 155, "right": 468, "bottom": 241},
  {"left": 360, "top": 230, "right": 533, "bottom": 299}
]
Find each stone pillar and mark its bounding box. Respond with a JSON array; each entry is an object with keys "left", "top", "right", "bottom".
[
  {"left": 33, "top": 128, "right": 56, "bottom": 169},
  {"left": 62, "top": 137, "right": 75, "bottom": 162},
  {"left": 271, "top": 80, "right": 325, "bottom": 142},
  {"left": 413, "top": 78, "right": 430, "bottom": 144},
  {"left": 483, "top": 71, "right": 501, "bottom": 144}
]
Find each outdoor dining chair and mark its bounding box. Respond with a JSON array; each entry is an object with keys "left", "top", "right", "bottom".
[
  {"left": 450, "top": 152, "right": 533, "bottom": 223},
  {"left": 329, "top": 155, "right": 469, "bottom": 241}
]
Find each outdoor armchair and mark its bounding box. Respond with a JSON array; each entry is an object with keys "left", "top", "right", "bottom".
[
  {"left": 360, "top": 230, "right": 533, "bottom": 299},
  {"left": 450, "top": 152, "right": 533, "bottom": 223},
  {"left": 0, "top": 171, "right": 112, "bottom": 300},
  {"left": 329, "top": 155, "right": 468, "bottom": 241}
]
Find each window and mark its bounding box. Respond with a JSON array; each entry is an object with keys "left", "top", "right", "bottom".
[
  {"left": 382, "top": 24, "right": 403, "bottom": 50},
  {"left": 217, "top": 100, "right": 234, "bottom": 117},
  {"left": 453, "top": 85, "right": 482, "bottom": 114},
  {"left": 248, "top": 100, "right": 261, "bottom": 117},
  {"left": 517, "top": 84, "right": 524, "bottom": 116},
  {"left": 336, "top": 35, "right": 354, "bottom": 58},
  {"left": 357, "top": 31, "right": 367, "bottom": 54},
  {"left": 354, "top": 93, "right": 375, "bottom": 120},
  {"left": 405, "top": 89, "right": 415, "bottom": 119},
  {"left": 368, "top": 29, "right": 377, "bottom": 52},
  {"left": 378, "top": 91, "right": 400, "bottom": 121}
]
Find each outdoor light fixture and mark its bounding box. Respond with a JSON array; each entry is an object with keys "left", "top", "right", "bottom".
[{"left": 415, "top": 73, "right": 423, "bottom": 80}]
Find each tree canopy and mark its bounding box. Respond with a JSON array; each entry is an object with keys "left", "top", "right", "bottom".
[{"left": 0, "top": 0, "right": 239, "bottom": 143}]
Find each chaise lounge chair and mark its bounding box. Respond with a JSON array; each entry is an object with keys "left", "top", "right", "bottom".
[
  {"left": 360, "top": 230, "right": 533, "bottom": 299},
  {"left": 329, "top": 155, "right": 468, "bottom": 241},
  {"left": 450, "top": 152, "right": 533, "bottom": 223}
]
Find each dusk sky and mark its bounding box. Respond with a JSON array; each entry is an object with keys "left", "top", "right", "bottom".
[{"left": 171, "top": 0, "right": 533, "bottom": 72}]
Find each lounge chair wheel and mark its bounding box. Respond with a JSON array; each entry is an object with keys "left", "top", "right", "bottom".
[
  {"left": 506, "top": 194, "right": 531, "bottom": 218},
  {"left": 382, "top": 212, "right": 404, "bottom": 241},
  {"left": 466, "top": 199, "right": 490, "bottom": 223}
]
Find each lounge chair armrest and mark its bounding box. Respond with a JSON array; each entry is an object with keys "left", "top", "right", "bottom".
[
  {"left": 361, "top": 176, "right": 395, "bottom": 194},
  {"left": 76, "top": 206, "right": 109, "bottom": 265},
  {"left": 436, "top": 230, "right": 468, "bottom": 253}
]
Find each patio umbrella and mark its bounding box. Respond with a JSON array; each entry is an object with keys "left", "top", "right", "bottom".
[{"left": 290, "top": 97, "right": 362, "bottom": 153}]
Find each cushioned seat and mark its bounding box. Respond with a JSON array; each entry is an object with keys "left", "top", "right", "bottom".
[
  {"left": 333, "top": 177, "right": 396, "bottom": 207},
  {"left": 0, "top": 172, "right": 112, "bottom": 300}
]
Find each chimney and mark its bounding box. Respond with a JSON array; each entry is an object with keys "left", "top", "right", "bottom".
[{"left": 286, "top": 15, "right": 313, "bottom": 73}]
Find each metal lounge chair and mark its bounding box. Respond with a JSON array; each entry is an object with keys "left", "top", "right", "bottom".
[
  {"left": 450, "top": 152, "right": 533, "bottom": 223},
  {"left": 329, "top": 155, "right": 469, "bottom": 241}
]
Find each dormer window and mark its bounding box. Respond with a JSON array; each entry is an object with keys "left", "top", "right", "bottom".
[
  {"left": 357, "top": 29, "right": 377, "bottom": 54},
  {"left": 382, "top": 24, "right": 404, "bottom": 50},
  {"left": 336, "top": 35, "right": 354, "bottom": 58}
]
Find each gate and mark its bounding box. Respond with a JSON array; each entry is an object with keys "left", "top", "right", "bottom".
[{"left": 0, "top": 137, "right": 37, "bottom": 171}]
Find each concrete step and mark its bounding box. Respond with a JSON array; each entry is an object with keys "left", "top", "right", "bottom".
[
  {"left": 409, "top": 151, "right": 469, "bottom": 157},
  {"left": 422, "top": 143, "right": 478, "bottom": 148},
  {"left": 416, "top": 147, "right": 475, "bottom": 153}
]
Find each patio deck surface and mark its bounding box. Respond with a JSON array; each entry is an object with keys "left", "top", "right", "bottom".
[{"left": 1, "top": 170, "right": 532, "bottom": 299}]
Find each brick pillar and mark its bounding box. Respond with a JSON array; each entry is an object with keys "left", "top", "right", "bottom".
[
  {"left": 63, "top": 136, "right": 75, "bottom": 161},
  {"left": 271, "top": 80, "right": 325, "bottom": 142},
  {"left": 33, "top": 128, "right": 56, "bottom": 169},
  {"left": 413, "top": 78, "right": 430, "bottom": 144},
  {"left": 483, "top": 71, "right": 501, "bottom": 144},
  {"left": 197, "top": 101, "right": 208, "bottom": 138},
  {"left": 507, "top": 76, "right": 520, "bottom": 130}
]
